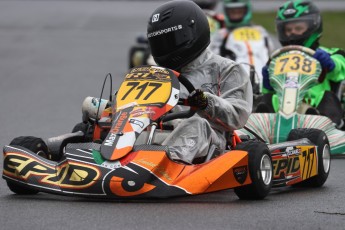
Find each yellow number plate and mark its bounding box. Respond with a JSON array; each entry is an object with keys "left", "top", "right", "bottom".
[
  {"left": 298, "top": 146, "right": 318, "bottom": 180},
  {"left": 273, "top": 53, "right": 317, "bottom": 76},
  {"left": 116, "top": 66, "right": 173, "bottom": 108},
  {"left": 233, "top": 27, "right": 262, "bottom": 41},
  {"left": 117, "top": 80, "right": 171, "bottom": 108}
]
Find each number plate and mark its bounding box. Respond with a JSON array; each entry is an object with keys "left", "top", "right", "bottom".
[
  {"left": 233, "top": 27, "right": 262, "bottom": 41},
  {"left": 273, "top": 53, "right": 317, "bottom": 76},
  {"left": 116, "top": 67, "right": 172, "bottom": 108},
  {"left": 298, "top": 146, "right": 318, "bottom": 180}
]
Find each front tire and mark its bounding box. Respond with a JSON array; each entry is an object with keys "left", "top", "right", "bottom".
[
  {"left": 7, "top": 136, "right": 49, "bottom": 194},
  {"left": 234, "top": 140, "right": 273, "bottom": 200},
  {"left": 287, "top": 128, "right": 331, "bottom": 187}
]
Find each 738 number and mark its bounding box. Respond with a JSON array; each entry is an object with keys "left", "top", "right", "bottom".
[{"left": 278, "top": 56, "right": 313, "bottom": 73}]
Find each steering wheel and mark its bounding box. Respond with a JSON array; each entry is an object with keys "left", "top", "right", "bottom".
[
  {"left": 161, "top": 74, "right": 196, "bottom": 122},
  {"left": 270, "top": 45, "right": 315, "bottom": 59}
]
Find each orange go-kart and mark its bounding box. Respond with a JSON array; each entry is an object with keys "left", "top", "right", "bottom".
[{"left": 3, "top": 66, "right": 329, "bottom": 200}]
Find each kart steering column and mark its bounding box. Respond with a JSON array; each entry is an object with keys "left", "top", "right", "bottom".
[{"left": 162, "top": 74, "right": 196, "bottom": 122}]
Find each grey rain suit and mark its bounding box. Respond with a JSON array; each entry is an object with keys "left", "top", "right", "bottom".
[{"left": 162, "top": 48, "right": 253, "bottom": 163}]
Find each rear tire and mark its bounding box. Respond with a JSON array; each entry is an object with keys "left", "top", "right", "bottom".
[
  {"left": 10, "top": 136, "right": 49, "bottom": 158},
  {"left": 234, "top": 140, "right": 273, "bottom": 200},
  {"left": 287, "top": 128, "right": 331, "bottom": 187},
  {"left": 72, "top": 122, "right": 88, "bottom": 133},
  {"left": 7, "top": 136, "right": 49, "bottom": 194}
]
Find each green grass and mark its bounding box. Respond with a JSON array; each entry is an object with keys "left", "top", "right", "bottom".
[{"left": 252, "top": 11, "right": 345, "bottom": 49}]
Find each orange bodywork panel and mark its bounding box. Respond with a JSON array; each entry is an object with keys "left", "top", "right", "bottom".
[
  {"left": 131, "top": 149, "right": 251, "bottom": 195},
  {"left": 109, "top": 146, "right": 133, "bottom": 161},
  {"left": 109, "top": 176, "right": 156, "bottom": 196}
]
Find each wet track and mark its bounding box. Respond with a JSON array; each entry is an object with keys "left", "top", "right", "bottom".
[{"left": 1, "top": 1, "right": 345, "bottom": 229}]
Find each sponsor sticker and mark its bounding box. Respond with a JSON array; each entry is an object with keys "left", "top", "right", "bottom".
[
  {"left": 284, "top": 9, "right": 297, "bottom": 15},
  {"left": 233, "top": 166, "right": 248, "bottom": 184},
  {"left": 285, "top": 146, "right": 300, "bottom": 156},
  {"left": 101, "top": 160, "right": 122, "bottom": 170},
  {"left": 284, "top": 76, "right": 299, "bottom": 88},
  {"left": 3, "top": 153, "right": 101, "bottom": 189},
  {"left": 147, "top": 25, "right": 183, "bottom": 38},
  {"left": 130, "top": 108, "right": 149, "bottom": 117},
  {"left": 152, "top": 14, "right": 160, "bottom": 23},
  {"left": 129, "top": 119, "right": 144, "bottom": 128}
]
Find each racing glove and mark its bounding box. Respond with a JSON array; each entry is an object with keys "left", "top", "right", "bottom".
[
  {"left": 188, "top": 89, "right": 208, "bottom": 110},
  {"left": 262, "top": 65, "right": 274, "bottom": 91},
  {"left": 313, "top": 48, "right": 335, "bottom": 72}
]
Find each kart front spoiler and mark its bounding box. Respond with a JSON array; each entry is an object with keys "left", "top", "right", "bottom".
[{"left": 3, "top": 143, "right": 251, "bottom": 199}]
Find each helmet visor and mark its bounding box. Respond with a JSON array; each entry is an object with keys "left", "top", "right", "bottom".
[
  {"left": 276, "top": 14, "right": 320, "bottom": 44},
  {"left": 224, "top": 3, "right": 247, "bottom": 23},
  {"left": 148, "top": 24, "right": 194, "bottom": 57}
]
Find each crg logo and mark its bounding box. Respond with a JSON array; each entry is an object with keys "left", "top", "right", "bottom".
[
  {"left": 152, "top": 14, "right": 160, "bottom": 23},
  {"left": 284, "top": 9, "right": 297, "bottom": 15}
]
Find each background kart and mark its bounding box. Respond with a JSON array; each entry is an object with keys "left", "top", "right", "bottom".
[
  {"left": 237, "top": 45, "right": 345, "bottom": 156},
  {"left": 3, "top": 65, "right": 329, "bottom": 200}
]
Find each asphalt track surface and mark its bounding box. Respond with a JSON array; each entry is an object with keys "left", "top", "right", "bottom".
[{"left": 1, "top": 1, "right": 345, "bottom": 230}]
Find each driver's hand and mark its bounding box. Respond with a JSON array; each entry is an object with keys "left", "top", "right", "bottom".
[
  {"left": 262, "top": 65, "right": 273, "bottom": 91},
  {"left": 188, "top": 89, "right": 208, "bottom": 110},
  {"left": 313, "top": 48, "right": 335, "bottom": 72}
]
